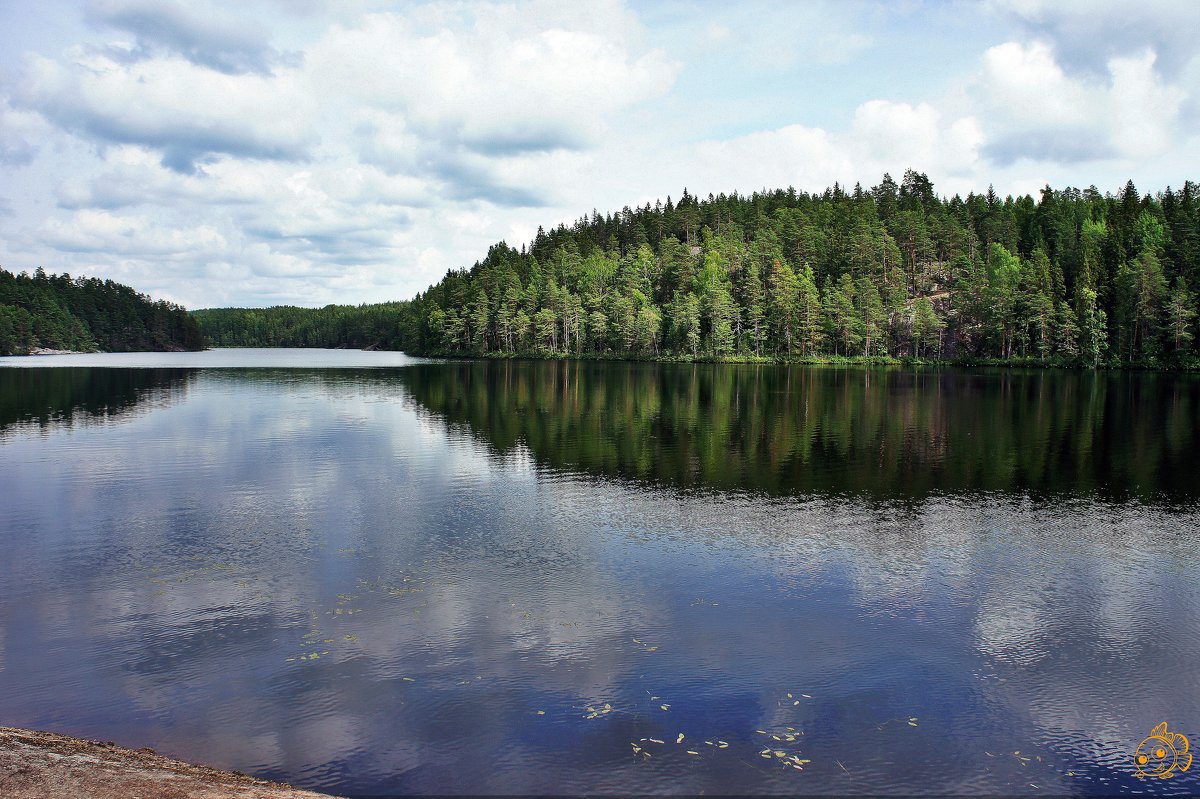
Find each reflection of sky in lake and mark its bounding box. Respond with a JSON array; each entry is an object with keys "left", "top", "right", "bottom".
[{"left": 1, "top": 362, "right": 1198, "bottom": 796}]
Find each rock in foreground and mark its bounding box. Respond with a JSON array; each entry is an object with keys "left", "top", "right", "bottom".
[{"left": 0, "top": 727, "right": 341, "bottom": 799}]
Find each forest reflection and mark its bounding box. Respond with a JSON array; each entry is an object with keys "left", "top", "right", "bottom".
[
  {"left": 399, "top": 360, "right": 1200, "bottom": 503},
  {"left": 0, "top": 367, "right": 198, "bottom": 435}
]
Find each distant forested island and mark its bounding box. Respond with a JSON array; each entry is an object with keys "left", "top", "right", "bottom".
[
  {"left": 0, "top": 267, "right": 204, "bottom": 356},
  {"left": 202, "top": 173, "right": 1190, "bottom": 368}
]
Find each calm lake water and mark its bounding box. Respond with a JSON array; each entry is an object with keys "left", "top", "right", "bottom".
[{"left": 1, "top": 350, "right": 1198, "bottom": 796}]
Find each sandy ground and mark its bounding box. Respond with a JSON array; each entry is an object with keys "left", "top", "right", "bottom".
[{"left": 0, "top": 727, "right": 342, "bottom": 799}]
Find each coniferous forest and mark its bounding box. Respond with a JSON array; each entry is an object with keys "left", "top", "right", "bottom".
[
  {"left": 196, "top": 173, "right": 1200, "bottom": 368},
  {"left": 0, "top": 267, "right": 205, "bottom": 355}
]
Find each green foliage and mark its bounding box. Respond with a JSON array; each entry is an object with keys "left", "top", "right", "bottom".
[
  {"left": 0, "top": 267, "right": 203, "bottom": 355},
  {"left": 911, "top": 297, "right": 944, "bottom": 358},
  {"left": 190, "top": 175, "right": 1200, "bottom": 368}
]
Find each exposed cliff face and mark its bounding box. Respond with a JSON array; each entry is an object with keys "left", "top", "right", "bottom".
[{"left": 0, "top": 727, "right": 340, "bottom": 799}]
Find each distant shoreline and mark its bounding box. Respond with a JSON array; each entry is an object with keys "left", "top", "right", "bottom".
[
  {"left": 5, "top": 346, "right": 1197, "bottom": 372},
  {"left": 414, "top": 349, "right": 1200, "bottom": 372}
]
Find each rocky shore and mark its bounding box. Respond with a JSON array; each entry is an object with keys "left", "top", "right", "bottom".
[{"left": 0, "top": 727, "right": 341, "bottom": 799}]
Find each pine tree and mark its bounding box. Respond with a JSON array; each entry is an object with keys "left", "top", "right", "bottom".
[
  {"left": 795, "top": 265, "right": 824, "bottom": 356},
  {"left": 911, "top": 296, "right": 944, "bottom": 358},
  {"left": 1165, "top": 277, "right": 1196, "bottom": 354},
  {"left": 767, "top": 259, "right": 799, "bottom": 354}
]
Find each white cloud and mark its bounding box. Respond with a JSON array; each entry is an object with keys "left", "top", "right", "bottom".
[
  {"left": 17, "top": 48, "right": 316, "bottom": 172},
  {"left": 0, "top": 97, "right": 49, "bottom": 165},
  {"left": 976, "top": 42, "right": 1185, "bottom": 165},
  {"left": 39, "top": 209, "right": 228, "bottom": 257},
  {"left": 687, "top": 102, "right": 984, "bottom": 196},
  {"left": 987, "top": 0, "right": 1200, "bottom": 77},
  {"left": 87, "top": 0, "right": 284, "bottom": 75},
  {"left": 306, "top": 3, "right": 677, "bottom": 156}
]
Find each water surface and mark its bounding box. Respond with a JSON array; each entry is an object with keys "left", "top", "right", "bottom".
[{"left": 1, "top": 351, "right": 1198, "bottom": 796}]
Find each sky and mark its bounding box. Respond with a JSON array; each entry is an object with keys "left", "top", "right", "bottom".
[{"left": 0, "top": 0, "right": 1198, "bottom": 309}]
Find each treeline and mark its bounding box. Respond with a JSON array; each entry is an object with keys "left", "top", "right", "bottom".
[
  {"left": 192, "top": 302, "right": 408, "bottom": 349},
  {"left": 195, "top": 172, "right": 1200, "bottom": 367},
  {"left": 0, "top": 267, "right": 205, "bottom": 355}
]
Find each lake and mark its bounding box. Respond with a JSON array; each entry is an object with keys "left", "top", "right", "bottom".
[{"left": 1, "top": 350, "right": 1198, "bottom": 796}]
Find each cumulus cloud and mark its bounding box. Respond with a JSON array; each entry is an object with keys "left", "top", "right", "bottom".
[
  {"left": 988, "top": 0, "right": 1200, "bottom": 78},
  {"left": 17, "top": 49, "right": 315, "bottom": 173},
  {"left": 975, "top": 42, "right": 1185, "bottom": 165},
  {"left": 688, "top": 101, "right": 984, "bottom": 196},
  {"left": 307, "top": 3, "right": 677, "bottom": 157},
  {"left": 0, "top": 97, "right": 49, "bottom": 165},
  {"left": 38, "top": 209, "right": 228, "bottom": 257},
  {"left": 86, "top": 0, "right": 288, "bottom": 75}
]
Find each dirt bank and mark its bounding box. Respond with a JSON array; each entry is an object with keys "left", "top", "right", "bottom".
[{"left": 0, "top": 727, "right": 342, "bottom": 799}]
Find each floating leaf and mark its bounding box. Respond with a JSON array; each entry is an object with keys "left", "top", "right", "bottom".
[
  {"left": 648, "top": 738, "right": 664, "bottom": 745},
  {"left": 686, "top": 750, "right": 699, "bottom": 756},
  {"left": 402, "top": 677, "right": 415, "bottom": 682},
  {"left": 676, "top": 733, "right": 685, "bottom": 744},
  {"left": 660, "top": 704, "right": 670, "bottom": 711},
  {"left": 536, "top": 710, "right": 545, "bottom": 715}
]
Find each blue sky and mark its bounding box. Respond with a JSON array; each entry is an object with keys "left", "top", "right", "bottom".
[{"left": 1, "top": 0, "right": 1198, "bottom": 308}]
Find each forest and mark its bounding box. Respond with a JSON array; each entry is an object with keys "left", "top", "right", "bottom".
[
  {"left": 0, "top": 267, "right": 205, "bottom": 355},
  {"left": 195, "top": 172, "right": 1199, "bottom": 368}
]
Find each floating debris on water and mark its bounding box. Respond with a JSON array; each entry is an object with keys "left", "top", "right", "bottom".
[{"left": 584, "top": 702, "right": 615, "bottom": 720}]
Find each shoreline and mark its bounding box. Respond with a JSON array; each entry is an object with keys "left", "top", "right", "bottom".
[
  {"left": 0, "top": 726, "right": 340, "bottom": 799},
  {"left": 415, "top": 349, "right": 1200, "bottom": 372},
  {"left": 27, "top": 347, "right": 89, "bottom": 356}
]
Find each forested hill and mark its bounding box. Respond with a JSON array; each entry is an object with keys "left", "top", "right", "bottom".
[
  {"left": 0, "top": 267, "right": 205, "bottom": 355},
  {"left": 195, "top": 172, "right": 1200, "bottom": 367},
  {"left": 192, "top": 303, "right": 408, "bottom": 350}
]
